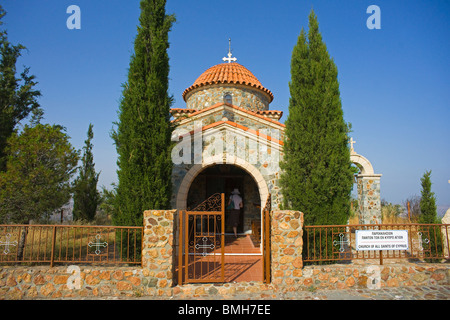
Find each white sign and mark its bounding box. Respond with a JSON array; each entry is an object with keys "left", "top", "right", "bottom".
[{"left": 355, "top": 230, "right": 409, "bottom": 251}]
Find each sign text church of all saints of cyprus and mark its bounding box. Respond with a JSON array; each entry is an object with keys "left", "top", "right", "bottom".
[{"left": 169, "top": 44, "right": 382, "bottom": 234}]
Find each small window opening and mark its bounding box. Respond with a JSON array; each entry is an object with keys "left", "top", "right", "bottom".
[{"left": 224, "top": 94, "right": 233, "bottom": 105}]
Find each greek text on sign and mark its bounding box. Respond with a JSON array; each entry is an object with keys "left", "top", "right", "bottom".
[{"left": 355, "top": 230, "right": 409, "bottom": 251}]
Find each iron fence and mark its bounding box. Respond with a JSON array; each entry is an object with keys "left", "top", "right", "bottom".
[
  {"left": 304, "top": 223, "right": 450, "bottom": 265},
  {"left": 0, "top": 224, "right": 143, "bottom": 266}
]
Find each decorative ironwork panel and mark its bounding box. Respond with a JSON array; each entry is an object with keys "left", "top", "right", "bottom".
[
  {"left": 191, "top": 193, "right": 222, "bottom": 212},
  {"left": 87, "top": 234, "right": 108, "bottom": 256},
  {"left": 0, "top": 233, "right": 17, "bottom": 255},
  {"left": 333, "top": 233, "right": 350, "bottom": 253}
]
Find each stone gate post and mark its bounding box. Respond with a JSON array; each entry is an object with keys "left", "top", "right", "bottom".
[
  {"left": 270, "top": 210, "right": 304, "bottom": 286},
  {"left": 356, "top": 175, "right": 382, "bottom": 224},
  {"left": 142, "top": 209, "right": 176, "bottom": 296}
]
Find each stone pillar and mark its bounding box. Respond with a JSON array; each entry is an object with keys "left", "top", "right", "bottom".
[
  {"left": 270, "top": 210, "right": 304, "bottom": 286},
  {"left": 356, "top": 174, "right": 382, "bottom": 224},
  {"left": 441, "top": 209, "right": 450, "bottom": 258},
  {"left": 142, "top": 209, "right": 176, "bottom": 295}
]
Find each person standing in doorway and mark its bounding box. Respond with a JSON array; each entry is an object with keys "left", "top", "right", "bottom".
[{"left": 228, "top": 188, "right": 243, "bottom": 238}]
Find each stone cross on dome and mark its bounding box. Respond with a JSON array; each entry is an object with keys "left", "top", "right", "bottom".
[
  {"left": 222, "top": 38, "right": 237, "bottom": 63},
  {"left": 349, "top": 137, "right": 356, "bottom": 154}
]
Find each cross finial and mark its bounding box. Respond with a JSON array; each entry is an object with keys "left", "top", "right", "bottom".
[
  {"left": 349, "top": 137, "right": 356, "bottom": 154},
  {"left": 222, "top": 38, "right": 237, "bottom": 63}
]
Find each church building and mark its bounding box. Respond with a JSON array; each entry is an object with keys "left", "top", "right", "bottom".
[{"left": 170, "top": 47, "right": 284, "bottom": 237}]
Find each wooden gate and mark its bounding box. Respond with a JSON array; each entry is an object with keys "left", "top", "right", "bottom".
[
  {"left": 262, "top": 194, "right": 271, "bottom": 283},
  {"left": 177, "top": 193, "right": 225, "bottom": 284}
]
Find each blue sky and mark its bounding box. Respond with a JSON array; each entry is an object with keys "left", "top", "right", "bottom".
[{"left": 2, "top": 1, "right": 449, "bottom": 212}]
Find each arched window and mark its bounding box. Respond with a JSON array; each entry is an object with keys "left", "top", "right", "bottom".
[{"left": 223, "top": 93, "right": 232, "bottom": 105}]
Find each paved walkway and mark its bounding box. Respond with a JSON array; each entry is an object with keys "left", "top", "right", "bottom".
[
  {"left": 168, "top": 285, "right": 450, "bottom": 300},
  {"left": 276, "top": 285, "right": 450, "bottom": 300},
  {"left": 48, "top": 285, "right": 448, "bottom": 300}
]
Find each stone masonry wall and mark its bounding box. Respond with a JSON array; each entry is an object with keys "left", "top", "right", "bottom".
[
  {"left": 296, "top": 264, "right": 449, "bottom": 291},
  {"left": 0, "top": 209, "right": 449, "bottom": 299},
  {"left": 357, "top": 176, "right": 382, "bottom": 224},
  {"left": 141, "top": 209, "right": 176, "bottom": 296},
  {"left": 170, "top": 103, "right": 284, "bottom": 212},
  {"left": 171, "top": 263, "right": 449, "bottom": 298},
  {"left": 271, "top": 210, "right": 304, "bottom": 286},
  {"left": 0, "top": 266, "right": 146, "bottom": 299},
  {"left": 1, "top": 262, "right": 448, "bottom": 299},
  {"left": 185, "top": 84, "right": 270, "bottom": 111}
]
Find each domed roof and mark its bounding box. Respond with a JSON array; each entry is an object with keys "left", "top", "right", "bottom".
[{"left": 182, "top": 62, "right": 274, "bottom": 102}]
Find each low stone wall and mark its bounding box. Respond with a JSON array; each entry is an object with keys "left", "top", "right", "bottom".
[
  {"left": 171, "top": 263, "right": 449, "bottom": 298},
  {"left": 0, "top": 209, "right": 449, "bottom": 299},
  {"left": 298, "top": 263, "right": 449, "bottom": 291},
  {"left": 1, "top": 262, "right": 448, "bottom": 299},
  {"left": 0, "top": 266, "right": 145, "bottom": 299}
]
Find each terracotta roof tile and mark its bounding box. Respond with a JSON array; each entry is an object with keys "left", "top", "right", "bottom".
[{"left": 182, "top": 62, "right": 274, "bottom": 102}]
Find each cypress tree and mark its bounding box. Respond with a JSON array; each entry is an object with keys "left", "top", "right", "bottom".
[
  {"left": 280, "top": 10, "right": 353, "bottom": 226},
  {"left": 419, "top": 170, "right": 438, "bottom": 224},
  {"left": 418, "top": 171, "right": 442, "bottom": 259},
  {"left": 112, "top": 0, "right": 175, "bottom": 227},
  {"left": 72, "top": 123, "right": 100, "bottom": 222}
]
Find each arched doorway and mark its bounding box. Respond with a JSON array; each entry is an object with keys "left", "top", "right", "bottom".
[
  {"left": 175, "top": 155, "right": 269, "bottom": 212},
  {"left": 187, "top": 165, "right": 260, "bottom": 235},
  {"left": 176, "top": 158, "right": 270, "bottom": 282}
]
